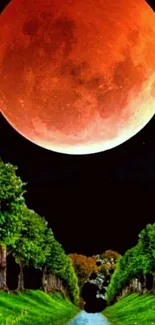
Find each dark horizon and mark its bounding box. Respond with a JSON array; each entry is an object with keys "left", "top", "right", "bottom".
[
  {"left": 0, "top": 0, "right": 155, "bottom": 257},
  {"left": 1, "top": 111, "right": 155, "bottom": 256}
]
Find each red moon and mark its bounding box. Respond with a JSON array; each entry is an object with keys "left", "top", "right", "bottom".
[{"left": 0, "top": 0, "right": 155, "bottom": 154}]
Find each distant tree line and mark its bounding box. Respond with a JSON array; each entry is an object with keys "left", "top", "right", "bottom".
[
  {"left": 0, "top": 158, "right": 79, "bottom": 305},
  {"left": 69, "top": 250, "right": 121, "bottom": 308},
  {"left": 69, "top": 251, "right": 121, "bottom": 291},
  {"left": 94, "top": 250, "right": 121, "bottom": 277},
  {"left": 107, "top": 223, "right": 155, "bottom": 304}
]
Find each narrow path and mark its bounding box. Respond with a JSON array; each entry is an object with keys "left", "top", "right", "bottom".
[{"left": 68, "top": 311, "right": 111, "bottom": 325}]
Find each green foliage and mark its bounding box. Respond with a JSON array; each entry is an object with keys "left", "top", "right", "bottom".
[
  {"left": 64, "top": 260, "right": 80, "bottom": 306},
  {"left": 11, "top": 206, "right": 79, "bottom": 304},
  {"left": 46, "top": 240, "right": 79, "bottom": 305},
  {"left": 0, "top": 158, "right": 26, "bottom": 209},
  {"left": 46, "top": 239, "right": 68, "bottom": 276},
  {"left": 139, "top": 223, "right": 155, "bottom": 274},
  {"left": 0, "top": 205, "right": 23, "bottom": 247},
  {"left": 12, "top": 206, "right": 49, "bottom": 267},
  {"left": 106, "top": 264, "right": 123, "bottom": 304},
  {"left": 0, "top": 158, "right": 79, "bottom": 304},
  {"left": 0, "top": 159, "right": 26, "bottom": 246},
  {"left": 107, "top": 223, "right": 155, "bottom": 304}
]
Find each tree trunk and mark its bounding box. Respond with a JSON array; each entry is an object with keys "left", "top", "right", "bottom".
[
  {"left": 0, "top": 245, "right": 7, "bottom": 290},
  {"left": 131, "top": 279, "right": 134, "bottom": 292},
  {"left": 135, "top": 278, "right": 138, "bottom": 292},
  {"left": 42, "top": 266, "right": 47, "bottom": 292},
  {"left": 153, "top": 276, "right": 155, "bottom": 294},
  {"left": 133, "top": 278, "right": 137, "bottom": 292},
  {"left": 143, "top": 275, "right": 147, "bottom": 294},
  {"left": 18, "top": 261, "right": 24, "bottom": 291},
  {"left": 137, "top": 279, "right": 142, "bottom": 293}
]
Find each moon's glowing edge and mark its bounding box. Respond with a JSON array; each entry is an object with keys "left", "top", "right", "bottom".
[{"left": 0, "top": 109, "right": 154, "bottom": 155}]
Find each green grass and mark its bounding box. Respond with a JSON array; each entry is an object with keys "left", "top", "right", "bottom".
[
  {"left": 0, "top": 290, "right": 79, "bottom": 325},
  {"left": 103, "top": 293, "right": 155, "bottom": 325}
]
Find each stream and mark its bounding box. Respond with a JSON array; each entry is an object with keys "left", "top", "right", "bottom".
[{"left": 68, "top": 311, "right": 111, "bottom": 325}]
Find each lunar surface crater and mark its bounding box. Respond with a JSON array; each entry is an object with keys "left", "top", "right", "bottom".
[{"left": 0, "top": 0, "right": 155, "bottom": 154}]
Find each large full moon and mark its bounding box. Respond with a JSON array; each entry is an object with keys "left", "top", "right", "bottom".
[{"left": 0, "top": 0, "right": 155, "bottom": 154}]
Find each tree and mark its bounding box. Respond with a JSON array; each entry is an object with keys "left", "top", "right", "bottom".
[
  {"left": 0, "top": 159, "right": 26, "bottom": 289},
  {"left": 46, "top": 240, "right": 79, "bottom": 305},
  {"left": 138, "top": 224, "right": 155, "bottom": 290},
  {"left": 101, "top": 250, "right": 121, "bottom": 261},
  {"left": 64, "top": 259, "right": 79, "bottom": 305},
  {"left": 46, "top": 237, "right": 68, "bottom": 278},
  {"left": 106, "top": 263, "right": 123, "bottom": 304},
  {"left": 69, "top": 253, "right": 98, "bottom": 289},
  {"left": 148, "top": 224, "right": 155, "bottom": 291},
  {"left": 12, "top": 206, "right": 49, "bottom": 290},
  {"left": 107, "top": 223, "right": 155, "bottom": 304},
  {"left": 40, "top": 227, "right": 55, "bottom": 292},
  {"left": 95, "top": 250, "right": 121, "bottom": 277},
  {"left": 0, "top": 158, "right": 79, "bottom": 302}
]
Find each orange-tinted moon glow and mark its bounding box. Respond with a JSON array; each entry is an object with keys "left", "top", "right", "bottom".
[{"left": 0, "top": 0, "right": 155, "bottom": 154}]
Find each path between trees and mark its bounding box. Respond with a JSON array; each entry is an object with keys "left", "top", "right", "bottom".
[{"left": 68, "top": 311, "right": 111, "bottom": 325}]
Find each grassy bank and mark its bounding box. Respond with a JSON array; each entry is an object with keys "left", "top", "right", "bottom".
[
  {"left": 103, "top": 293, "right": 155, "bottom": 325},
  {"left": 0, "top": 290, "right": 79, "bottom": 325}
]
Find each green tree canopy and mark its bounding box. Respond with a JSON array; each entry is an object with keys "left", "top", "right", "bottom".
[
  {"left": 46, "top": 241, "right": 79, "bottom": 305},
  {"left": 0, "top": 159, "right": 26, "bottom": 289},
  {"left": 138, "top": 224, "right": 155, "bottom": 275},
  {"left": 0, "top": 158, "right": 26, "bottom": 246},
  {"left": 0, "top": 158, "right": 26, "bottom": 209},
  {"left": 12, "top": 206, "right": 49, "bottom": 267},
  {"left": 107, "top": 223, "right": 155, "bottom": 304}
]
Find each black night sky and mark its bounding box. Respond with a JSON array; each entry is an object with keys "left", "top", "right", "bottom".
[{"left": 0, "top": 0, "right": 155, "bottom": 257}]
